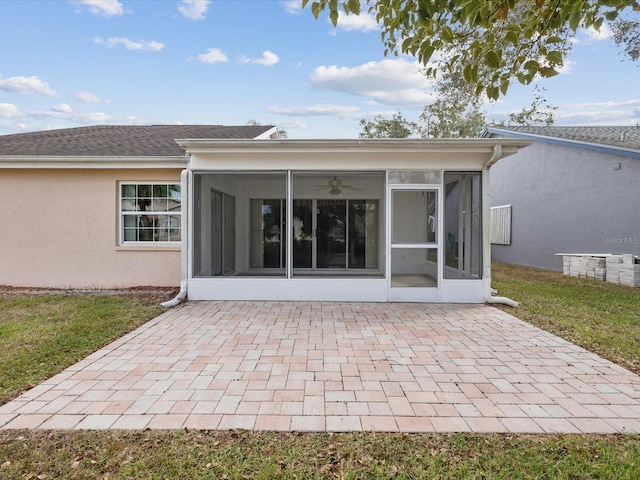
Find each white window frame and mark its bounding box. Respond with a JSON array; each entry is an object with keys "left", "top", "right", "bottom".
[{"left": 119, "top": 182, "right": 181, "bottom": 245}]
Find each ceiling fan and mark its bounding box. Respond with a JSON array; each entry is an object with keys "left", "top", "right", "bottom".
[{"left": 312, "top": 176, "right": 361, "bottom": 195}]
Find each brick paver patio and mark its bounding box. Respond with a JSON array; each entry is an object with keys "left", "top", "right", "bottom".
[{"left": 2, "top": 301, "right": 640, "bottom": 433}]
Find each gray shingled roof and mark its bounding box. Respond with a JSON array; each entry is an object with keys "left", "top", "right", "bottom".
[
  {"left": 0, "top": 125, "right": 275, "bottom": 157},
  {"left": 484, "top": 126, "right": 640, "bottom": 151}
]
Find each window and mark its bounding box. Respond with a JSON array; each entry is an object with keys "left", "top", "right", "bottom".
[
  {"left": 120, "top": 183, "right": 181, "bottom": 243},
  {"left": 490, "top": 205, "right": 512, "bottom": 245}
]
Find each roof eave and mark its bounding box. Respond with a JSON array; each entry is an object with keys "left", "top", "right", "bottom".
[
  {"left": 176, "top": 138, "right": 530, "bottom": 156},
  {"left": 0, "top": 155, "right": 188, "bottom": 169},
  {"left": 482, "top": 127, "right": 640, "bottom": 160}
]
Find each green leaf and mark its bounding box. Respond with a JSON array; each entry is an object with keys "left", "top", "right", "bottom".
[
  {"left": 546, "top": 50, "right": 563, "bottom": 65},
  {"left": 419, "top": 40, "right": 436, "bottom": 63},
  {"left": 604, "top": 11, "right": 618, "bottom": 21},
  {"left": 500, "top": 78, "right": 510, "bottom": 96},
  {"left": 538, "top": 67, "right": 560, "bottom": 77},
  {"left": 302, "top": 0, "right": 310, "bottom": 9},
  {"left": 505, "top": 30, "right": 519, "bottom": 45},
  {"left": 485, "top": 50, "right": 501, "bottom": 69},
  {"left": 569, "top": 9, "right": 582, "bottom": 31},
  {"left": 311, "top": 2, "right": 321, "bottom": 19},
  {"left": 486, "top": 85, "right": 500, "bottom": 101},
  {"left": 329, "top": 9, "right": 339, "bottom": 26},
  {"left": 545, "top": 35, "right": 564, "bottom": 44},
  {"left": 524, "top": 60, "right": 540, "bottom": 71},
  {"left": 463, "top": 63, "right": 474, "bottom": 83},
  {"left": 441, "top": 26, "right": 454, "bottom": 42},
  {"left": 348, "top": 0, "right": 361, "bottom": 15}
]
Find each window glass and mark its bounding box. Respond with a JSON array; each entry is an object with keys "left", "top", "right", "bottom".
[
  {"left": 120, "top": 183, "right": 180, "bottom": 243},
  {"left": 388, "top": 170, "right": 441, "bottom": 184}
]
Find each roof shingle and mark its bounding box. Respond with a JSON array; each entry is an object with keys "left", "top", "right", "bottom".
[
  {"left": 0, "top": 125, "right": 275, "bottom": 157},
  {"left": 485, "top": 126, "right": 640, "bottom": 151}
]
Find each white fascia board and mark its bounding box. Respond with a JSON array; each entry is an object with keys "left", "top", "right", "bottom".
[
  {"left": 178, "top": 138, "right": 529, "bottom": 171},
  {"left": 0, "top": 156, "right": 187, "bottom": 169},
  {"left": 177, "top": 138, "right": 528, "bottom": 154},
  {"left": 253, "top": 127, "right": 279, "bottom": 139}
]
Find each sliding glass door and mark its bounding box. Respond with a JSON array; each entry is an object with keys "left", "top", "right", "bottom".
[
  {"left": 292, "top": 199, "right": 378, "bottom": 273},
  {"left": 209, "top": 189, "right": 235, "bottom": 276}
]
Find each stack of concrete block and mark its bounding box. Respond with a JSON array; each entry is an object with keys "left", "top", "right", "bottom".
[
  {"left": 585, "top": 256, "right": 607, "bottom": 281},
  {"left": 561, "top": 255, "right": 606, "bottom": 280},
  {"left": 562, "top": 255, "right": 585, "bottom": 277},
  {"left": 606, "top": 254, "right": 640, "bottom": 287}
]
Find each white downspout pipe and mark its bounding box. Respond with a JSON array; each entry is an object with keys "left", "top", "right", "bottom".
[
  {"left": 161, "top": 168, "right": 188, "bottom": 307},
  {"left": 482, "top": 144, "right": 519, "bottom": 307}
]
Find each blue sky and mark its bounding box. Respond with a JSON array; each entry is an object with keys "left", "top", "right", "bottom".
[{"left": 0, "top": 0, "right": 638, "bottom": 138}]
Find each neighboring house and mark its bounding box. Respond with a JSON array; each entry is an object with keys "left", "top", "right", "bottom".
[
  {"left": 0, "top": 125, "right": 528, "bottom": 303},
  {"left": 483, "top": 126, "right": 640, "bottom": 271}
]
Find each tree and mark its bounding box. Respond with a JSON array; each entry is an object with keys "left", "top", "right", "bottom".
[
  {"left": 419, "top": 65, "right": 487, "bottom": 138},
  {"left": 305, "top": 0, "right": 640, "bottom": 100},
  {"left": 503, "top": 85, "right": 557, "bottom": 126},
  {"left": 613, "top": 17, "right": 640, "bottom": 61},
  {"left": 359, "top": 112, "right": 418, "bottom": 138}
]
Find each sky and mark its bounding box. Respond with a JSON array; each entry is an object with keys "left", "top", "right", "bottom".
[{"left": 0, "top": 0, "right": 639, "bottom": 139}]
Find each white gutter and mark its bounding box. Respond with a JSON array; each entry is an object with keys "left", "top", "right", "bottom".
[
  {"left": 482, "top": 144, "right": 520, "bottom": 307},
  {"left": 161, "top": 168, "right": 189, "bottom": 308}
]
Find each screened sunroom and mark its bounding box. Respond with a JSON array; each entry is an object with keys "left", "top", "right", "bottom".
[{"left": 180, "top": 139, "right": 526, "bottom": 302}]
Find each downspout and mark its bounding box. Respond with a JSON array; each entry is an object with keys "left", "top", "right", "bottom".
[
  {"left": 161, "top": 168, "right": 189, "bottom": 307},
  {"left": 482, "top": 144, "right": 519, "bottom": 307}
]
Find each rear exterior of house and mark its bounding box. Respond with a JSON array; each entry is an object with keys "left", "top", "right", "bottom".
[
  {"left": 483, "top": 126, "right": 640, "bottom": 271},
  {"left": 1, "top": 125, "right": 528, "bottom": 303},
  {"left": 0, "top": 125, "right": 277, "bottom": 289}
]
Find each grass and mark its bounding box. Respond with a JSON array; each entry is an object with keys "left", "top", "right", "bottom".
[
  {"left": 0, "top": 292, "right": 167, "bottom": 405},
  {"left": 1, "top": 430, "right": 640, "bottom": 479},
  {"left": 492, "top": 262, "right": 640, "bottom": 375},
  {"left": 1, "top": 267, "right": 640, "bottom": 478}
]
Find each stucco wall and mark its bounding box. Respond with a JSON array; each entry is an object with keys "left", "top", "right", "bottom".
[
  {"left": 0, "top": 168, "right": 181, "bottom": 288},
  {"left": 490, "top": 141, "right": 640, "bottom": 271}
]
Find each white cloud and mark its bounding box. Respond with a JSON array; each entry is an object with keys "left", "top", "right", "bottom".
[
  {"left": 335, "top": 11, "right": 378, "bottom": 32},
  {"left": 93, "top": 37, "right": 164, "bottom": 51},
  {"left": 0, "top": 103, "right": 22, "bottom": 118},
  {"left": 31, "top": 104, "right": 113, "bottom": 124},
  {"left": 276, "top": 118, "right": 308, "bottom": 130},
  {"left": 75, "top": 91, "right": 110, "bottom": 104},
  {"left": 242, "top": 51, "right": 280, "bottom": 67},
  {"left": 555, "top": 99, "right": 640, "bottom": 125},
  {"left": 178, "top": 0, "right": 211, "bottom": 20},
  {"left": 309, "top": 58, "right": 436, "bottom": 107},
  {"left": 196, "top": 48, "right": 229, "bottom": 64},
  {"left": 69, "top": 0, "right": 124, "bottom": 17},
  {"left": 0, "top": 75, "right": 57, "bottom": 97},
  {"left": 267, "top": 104, "right": 362, "bottom": 119},
  {"left": 52, "top": 103, "right": 73, "bottom": 114},
  {"left": 282, "top": 1, "right": 302, "bottom": 14},
  {"left": 584, "top": 23, "right": 613, "bottom": 41}
]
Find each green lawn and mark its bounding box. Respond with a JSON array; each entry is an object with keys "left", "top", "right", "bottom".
[
  {"left": 0, "top": 292, "right": 167, "bottom": 405},
  {"left": 1, "top": 267, "right": 640, "bottom": 479},
  {"left": 1, "top": 430, "right": 640, "bottom": 479},
  {"left": 492, "top": 262, "right": 640, "bottom": 375}
]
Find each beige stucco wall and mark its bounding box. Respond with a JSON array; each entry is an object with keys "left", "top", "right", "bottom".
[{"left": 0, "top": 168, "right": 181, "bottom": 288}]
